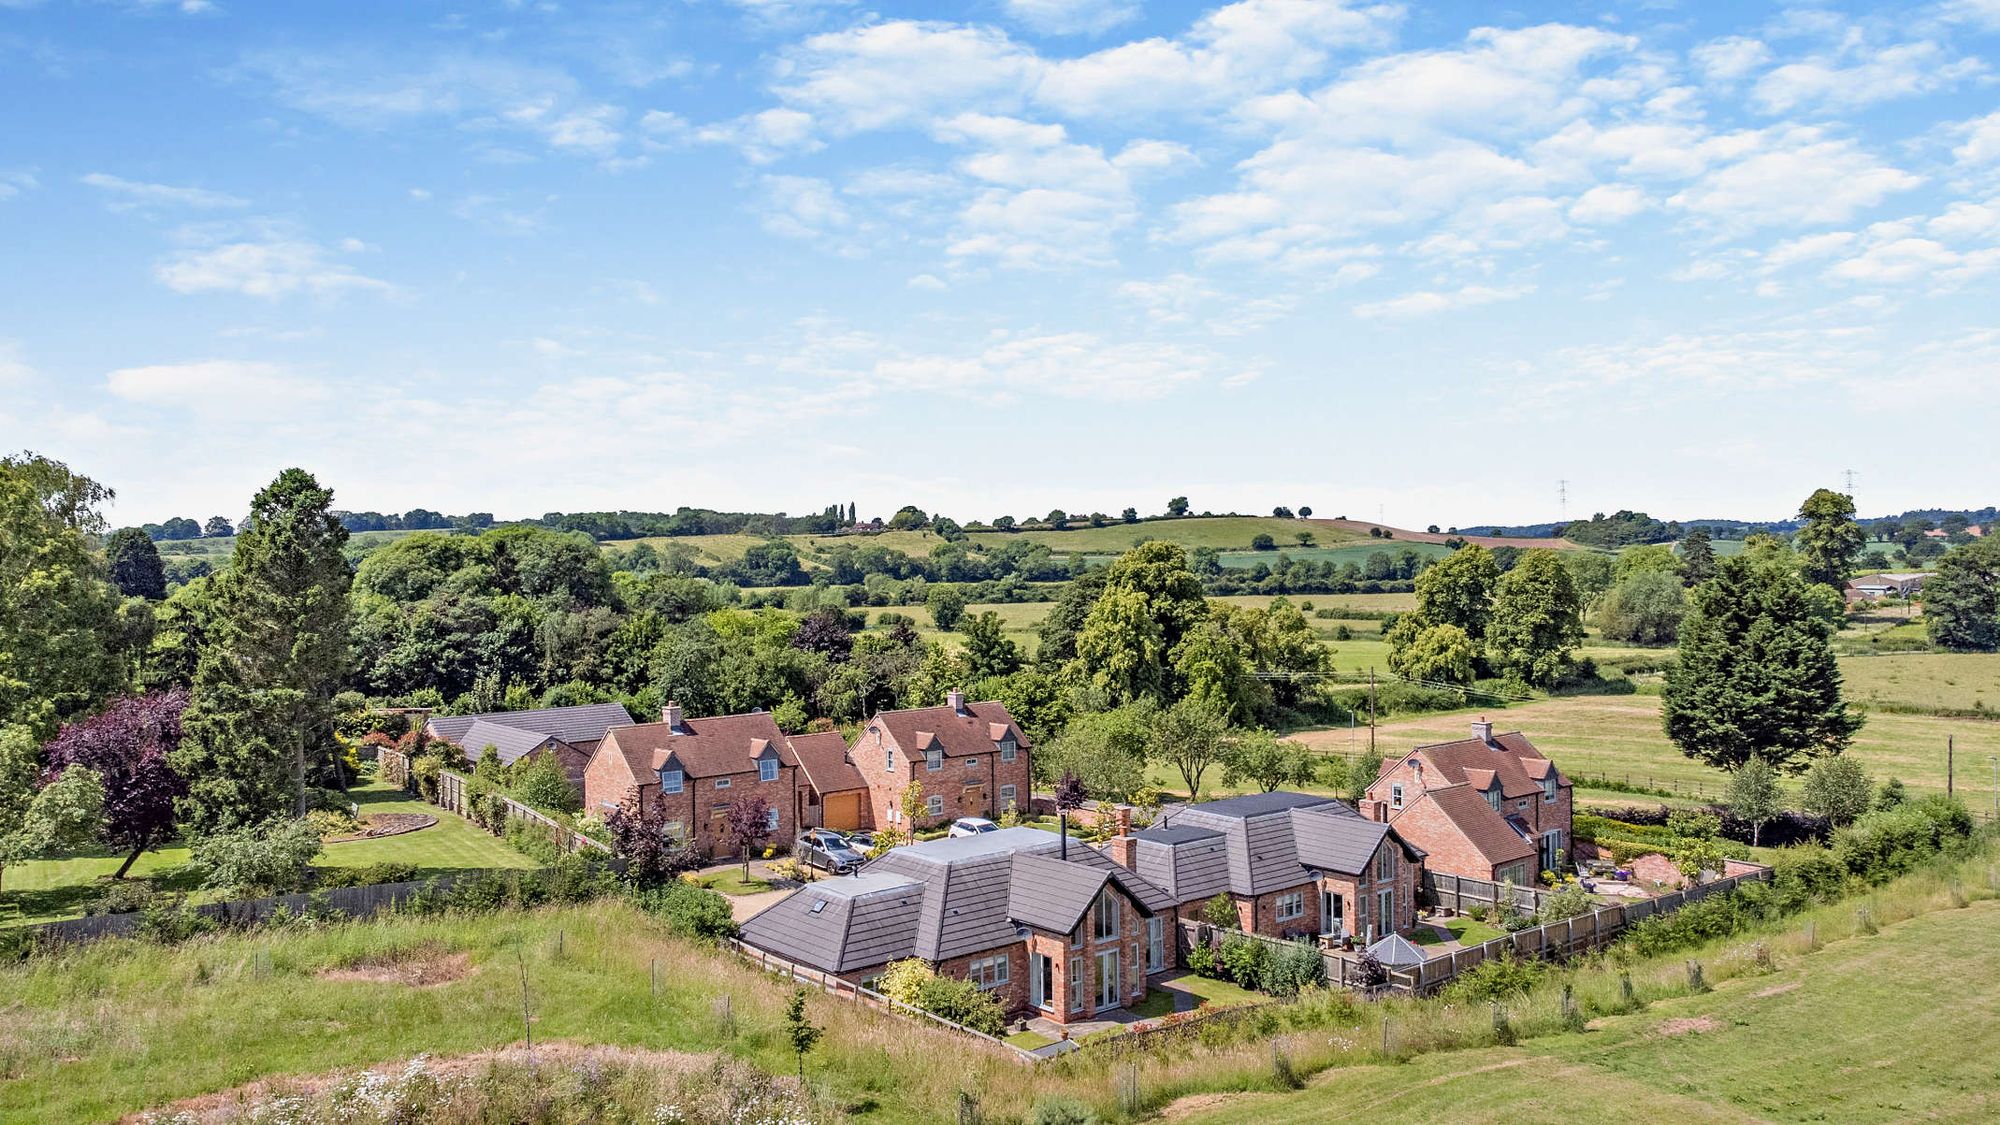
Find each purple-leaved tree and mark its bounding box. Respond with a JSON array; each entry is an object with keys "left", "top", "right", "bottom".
[{"left": 43, "top": 690, "right": 189, "bottom": 878}]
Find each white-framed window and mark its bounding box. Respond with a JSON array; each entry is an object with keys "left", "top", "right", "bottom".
[
  {"left": 884, "top": 743, "right": 894, "bottom": 772},
  {"left": 715, "top": 777, "right": 731, "bottom": 790},
  {"left": 759, "top": 758, "right": 778, "bottom": 783},
  {"left": 1390, "top": 782, "right": 1403, "bottom": 809},
  {"left": 662, "top": 821, "right": 684, "bottom": 840},
  {"left": 1069, "top": 958, "right": 1084, "bottom": 1012},
  {"left": 999, "top": 738, "right": 1017, "bottom": 762},
  {"left": 1093, "top": 891, "right": 1119, "bottom": 941},
  {"left": 765, "top": 806, "right": 780, "bottom": 831},
  {"left": 1275, "top": 891, "right": 1306, "bottom": 922},
  {"left": 660, "top": 768, "right": 684, "bottom": 795},
  {"left": 968, "top": 955, "right": 1010, "bottom": 990},
  {"left": 999, "top": 783, "right": 1016, "bottom": 806},
  {"left": 1377, "top": 846, "right": 1396, "bottom": 881},
  {"left": 965, "top": 756, "right": 979, "bottom": 770},
  {"left": 1146, "top": 916, "right": 1165, "bottom": 972},
  {"left": 926, "top": 794, "right": 944, "bottom": 816},
  {"left": 1542, "top": 775, "right": 1558, "bottom": 802},
  {"left": 926, "top": 750, "right": 943, "bottom": 772}
]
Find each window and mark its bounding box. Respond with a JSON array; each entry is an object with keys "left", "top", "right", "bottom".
[
  {"left": 999, "top": 783, "right": 1016, "bottom": 806},
  {"left": 1093, "top": 891, "right": 1119, "bottom": 941},
  {"left": 765, "top": 806, "right": 780, "bottom": 831},
  {"left": 1275, "top": 891, "right": 1305, "bottom": 922},
  {"left": 660, "top": 768, "right": 684, "bottom": 795},
  {"left": 715, "top": 777, "right": 731, "bottom": 790},
  {"left": 1146, "top": 916, "right": 1165, "bottom": 972},
  {"left": 926, "top": 750, "right": 943, "bottom": 772},
  {"left": 1390, "top": 782, "right": 1403, "bottom": 810},
  {"left": 1069, "top": 959, "right": 1084, "bottom": 1012},
  {"left": 1542, "top": 775, "right": 1558, "bottom": 802},
  {"left": 759, "top": 758, "right": 778, "bottom": 783},
  {"left": 1484, "top": 786, "right": 1501, "bottom": 811},
  {"left": 1376, "top": 847, "right": 1396, "bottom": 882},
  {"left": 965, "top": 756, "right": 979, "bottom": 770},
  {"left": 999, "top": 738, "right": 1017, "bottom": 762},
  {"left": 884, "top": 744, "right": 895, "bottom": 772},
  {"left": 968, "top": 955, "right": 1010, "bottom": 990},
  {"left": 662, "top": 821, "right": 684, "bottom": 840},
  {"left": 926, "top": 794, "right": 944, "bottom": 816}
]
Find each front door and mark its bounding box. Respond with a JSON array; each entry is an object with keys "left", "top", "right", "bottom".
[
  {"left": 962, "top": 785, "right": 986, "bottom": 815},
  {"left": 1096, "top": 949, "right": 1120, "bottom": 1010}
]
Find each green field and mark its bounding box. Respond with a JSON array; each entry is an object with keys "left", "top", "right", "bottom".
[
  {"left": 1839, "top": 652, "right": 2000, "bottom": 713},
  {"left": 0, "top": 780, "right": 535, "bottom": 928},
  {"left": 1182, "top": 895, "right": 2000, "bottom": 1123}
]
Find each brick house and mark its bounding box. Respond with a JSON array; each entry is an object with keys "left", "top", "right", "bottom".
[
  {"left": 1134, "top": 791, "right": 1423, "bottom": 945},
  {"left": 739, "top": 827, "right": 1173, "bottom": 1026},
  {"left": 791, "top": 729, "right": 870, "bottom": 832},
  {"left": 1363, "top": 719, "right": 1572, "bottom": 884},
  {"left": 581, "top": 703, "right": 798, "bottom": 858},
  {"left": 854, "top": 691, "right": 1032, "bottom": 832},
  {"left": 427, "top": 702, "right": 633, "bottom": 790}
]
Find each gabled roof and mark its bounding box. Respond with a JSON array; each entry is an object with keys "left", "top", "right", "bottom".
[
  {"left": 1008, "top": 853, "right": 1110, "bottom": 934},
  {"left": 869, "top": 700, "right": 1030, "bottom": 759},
  {"left": 1404, "top": 730, "right": 1563, "bottom": 800},
  {"left": 1405, "top": 784, "right": 1537, "bottom": 869},
  {"left": 595, "top": 711, "right": 796, "bottom": 780},
  {"left": 1134, "top": 824, "right": 1230, "bottom": 903},
  {"left": 790, "top": 730, "right": 867, "bottom": 794},
  {"left": 1161, "top": 792, "right": 1384, "bottom": 896},
  {"left": 738, "top": 871, "right": 925, "bottom": 974},
  {"left": 458, "top": 720, "right": 559, "bottom": 767},
  {"left": 428, "top": 702, "right": 633, "bottom": 748}
]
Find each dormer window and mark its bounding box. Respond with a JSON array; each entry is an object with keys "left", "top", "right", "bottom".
[
  {"left": 1542, "top": 775, "right": 1557, "bottom": 802},
  {"left": 999, "top": 737, "right": 1017, "bottom": 762},
  {"left": 926, "top": 749, "right": 943, "bottom": 772},
  {"left": 1484, "top": 786, "right": 1502, "bottom": 811},
  {"left": 660, "top": 767, "right": 684, "bottom": 795},
  {"left": 759, "top": 758, "right": 779, "bottom": 783}
]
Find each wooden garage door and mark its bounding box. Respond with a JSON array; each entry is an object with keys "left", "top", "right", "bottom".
[{"left": 823, "top": 791, "right": 865, "bottom": 831}]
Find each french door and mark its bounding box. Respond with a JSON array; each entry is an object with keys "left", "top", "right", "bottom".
[
  {"left": 1096, "top": 949, "right": 1120, "bottom": 1010},
  {"left": 1030, "top": 952, "right": 1051, "bottom": 1010}
]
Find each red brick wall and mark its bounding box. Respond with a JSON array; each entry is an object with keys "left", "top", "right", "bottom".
[
  {"left": 1009, "top": 892, "right": 1148, "bottom": 1025},
  {"left": 854, "top": 719, "right": 1033, "bottom": 832},
  {"left": 936, "top": 943, "right": 1030, "bottom": 1017},
  {"left": 1384, "top": 797, "right": 1498, "bottom": 881},
  {"left": 582, "top": 746, "right": 640, "bottom": 817}
]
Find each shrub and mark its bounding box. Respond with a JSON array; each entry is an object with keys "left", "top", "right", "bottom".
[
  {"left": 1441, "top": 954, "right": 1545, "bottom": 1003},
  {"left": 1768, "top": 844, "right": 1849, "bottom": 903},
  {"left": 1186, "top": 940, "right": 1219, "bottom": 978},
  {"left": 1200, "top": 892, "right": 1239, "bottom": 929},
  {"left": 511, "top": 754, "right": 583, "bottom": 814},
  {"left": 1835, "top": 796, "right": 1975, "bottom": 883},
  {"left": 630, "top": 881, "right": 738, "bottom": 940},
  {"left": 316, "top": 861, "right": 420, "bottom": 889},
  {"left": 915, "top": 974, "right": 1006, "bottom": 1036},
  {"left": 85, "top": 880, "right": 157, "bottom": 916},
  {"left": 876, "top": 958, "right": 935, "bottom": 1006},
  {"left": 305, "top": 806, "right": 360, "bottom": 838},
  {"left": 504, "top": 819, "right": 567, "bottom": 865},
  {"left": 1218, "top": 933, "right": 1269, "bottom": 987},
  {"left": 1260, "top": 940, "right": 1327, "bottom": 997},
  {"left": 1032, "top": 1097, "right": 1101, "bottom": 1125},
  {"left": 1535, "top": 884, "right": 1597, "bottom": 924},
  {"left": 193, "top": 819, "right": 324, "bottom": 896},
  {"left": 138, "top": 895, "right": 215, "bottom": 943}
]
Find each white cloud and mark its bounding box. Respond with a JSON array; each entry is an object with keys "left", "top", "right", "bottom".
[
  {"left": 1004, "top": 0, "right": 1138, "bottom": 37},
  {"left": 105, "top": 360, "right": 330, "bottom": 412},
  {"left": 155, "top": 229, "right": 394, "bottom": 299},
  {"left": 1954, "top": 110, "right": 2000, "bottom": 166},
  {"left": 757, "top": 174, "right": 859, "bottom": 245},
  {"left": 695, "top": 107, "right": 823, "bottom": 163},
  {"left": 1667, "top": 127, "right": 1921, "bottom": 229},
  {"left": 0, "top": 171, "right": 36, "bottom": 201},
  {"left": 82, "top": 172, "right": 247, "bottom": 211},
  {"left": 1352, "top": 283, "right": 1531, "bottom": 319},
  {"left": 773, "top": 21, "right": 1039, "bottom": 132},
  {"left": 1752, "top": 41, "right": 1983, "bottom": 115},
  {"left": 1690, "top": 36, "right": 1770, "bottom": 84},
  {"left": 869, "top": 331, "right": 1240, "bottom": 398},
  {"left": 0, "top": 340, "right": 34, "bottom": 386},
  {"left": 1568, "top": 183, "right": 1648, "bottom": 224}
]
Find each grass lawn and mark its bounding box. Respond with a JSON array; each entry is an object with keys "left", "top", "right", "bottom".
[
  {"left": 688, "top": 869, "right": 772, "bottom": 895},
  {"left": 1838, "top": 651, "right": 2000, "bottom": 713},
  {"left": 1004, "top": 1029, "right": 1056, "bottom": 1050},
  {"left": 1180, "top": 897, "right": 2000, "bottom": 1123},
  {"left": 0, "top": 780, "right": 533, "bottom": 928},
  {"left": 1147, "top": 970, "right": 1265, "bottom": 1010}
]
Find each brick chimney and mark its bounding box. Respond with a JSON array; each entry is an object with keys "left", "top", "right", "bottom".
[
  {"left": 948, "top": 688, "right": 967, "bottom": 715},
  {"left": 1472, "top": 717, "right": 1494, "bottom": 744},
  {"left": 1103, "top": 804, "right": 1138, "bottom": 871},
  {"left": 663, "top": 701, "right": 684, "bottom": 731}
]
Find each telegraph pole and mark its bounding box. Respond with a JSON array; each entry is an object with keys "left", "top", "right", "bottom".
[
  {"left": 1558, "top": 479, "right": 1569, "bottom": 522},
  {"left": 1947, "top": 736, "right": 1954, "bottom": 797},
  {"left": 1368, "top": 667, "right": 1377, "bottom": 753}
]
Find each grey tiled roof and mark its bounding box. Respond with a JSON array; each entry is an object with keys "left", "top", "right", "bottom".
[
  {"left": 1156, "top": 791, "right": 1410, "bottom": 895},
  {"left": 1135, "top": 829, "right": 1230, "bottom": 903},
  {"left": 457, "top": 720, "right": 558, "bottom": 767},
  {"left": 1288, "top": 807, "right": 1393, "bottom": 877},
  {"left": 1007, "top": 853, "right": 1109, "bottom": 934},
  {"left": 428, "top": 702, "right": 634, "bottom": 747},
  {"left": 738, "top": 872, "right": 924, "bottom": 974}
]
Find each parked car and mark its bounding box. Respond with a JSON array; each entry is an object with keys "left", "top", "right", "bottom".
[
  {"left": 794, "top": 830, "right": 865, "bottom": 873},
  {"left": 843, "top": 830, "right": 878, "bottom": 853},
  {"left": 948, "top": 817, "right": 999, "bottom": 838}
]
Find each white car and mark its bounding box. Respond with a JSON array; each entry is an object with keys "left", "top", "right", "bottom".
[{"left": 948, "top": 816, "right": 999, "bottom": 837}]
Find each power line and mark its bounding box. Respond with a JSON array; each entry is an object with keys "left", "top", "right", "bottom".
[{"left": 1558, "top": 479, "right": 1569, "bottom": 521}]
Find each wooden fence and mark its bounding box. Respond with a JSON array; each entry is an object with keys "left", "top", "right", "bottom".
[
  {"left": 1423, "top": 872, "right": 1554, "bottom": 915},
  {"left": 724, "top": 939, "right": 1040, "bottom": 1063},
  {"left": 26, "top": 875, "right": 469, "bottom": 943},
  {"left": 379, "top": 748, "right": 610, "bottom": 856}
]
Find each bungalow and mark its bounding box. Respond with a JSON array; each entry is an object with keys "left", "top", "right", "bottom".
[
  {"left": 581, "top": 703, "right": 798, "bottom": 858},
  {"left": 739, "top": 827, "right": 1173, "bottom": 1025},
  {"left": 854, "top": 691, "right": 1032, "bottom": 832},
  {"left": 1140, "top": 792, "right": 1423, "bottom": 945},
  {"left": 1364, "top": 720, "right": 1572, "bottom": 884},
  {"left": 1844, "top": 571, "right": 1932, "bottom": 601},
  {"left": 426, "top": 701, "right": 633, "bottom": 789},
  {"left": 791, "top": 729, "right": 870, "bottom": 833}
]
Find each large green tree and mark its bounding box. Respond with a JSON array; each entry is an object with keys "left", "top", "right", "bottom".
[
  {"left": 1071, "top": 542, "right": 1208, "bottom": 704},
  {"left": 1598, "top": 569, "right": 1686, "bottom": 645},
  {"left": 1386, "top": 622, "right": 1475, "bottom": 684},
  {"left": 1795, "top": 488, "right": 1865, "bottom": 590},
  {"left": 1678, "top": 527, "right": 1718, "bottom": 586},
  {"left": 173, "top": 469, "right": 352, "bottom": 832},
  {"left": 0, "top": 454, "right": 126, "bottom": 738},
  {"left": 1486, "top": 549, "right": 1584, "bottom": 686},
  {"left": 1662, "top": 552, "right": 1861, "bottom": 773},
  {"left": 1411, "top": 544, "right": 1499, "bottom": 639},
  {"left": 1923, "top": 537, "right": 2000, "bottom": 652},
  {"left": 106, "top": 527, "right": 168, "bottom": 600}
]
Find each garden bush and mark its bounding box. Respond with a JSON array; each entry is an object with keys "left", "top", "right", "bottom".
[
  {"left": 1031, "top": 1097, "right": 1101, "bottom": 1125},
  {"left": 193, "top": 819, "right": 324, "bottom": 895},
  {"left": 1442, "top": 954, "right": 1545, "bottom": 1003},
  {"left": 511, "top": 754, "right": 583, "bottom": 814},
  {"left": 84, "top": 879, "right": 157, "bottom": 916},
  {"left": 630, "top": 881, "right": 738, "bottom": 940},
  {"left": 1835, "top": 796, "right": 1976, "bottom": 883},
  {"left": 876, "top": 958, "right": 934, "bottom": 1006},
  {"left": 1259, "top": 940, "right": 1327, "bottom": 997},
  {"left": 504, "top": 818, "right": 567, "bottom": 865},
  {"left": 1218, "top": 933, "right": 1268, "bottom": 987},
  {"left": 1186, "top": 940, "right": 1219, "bottom": 978},
  {"left": 915, "top": 974, "right": 1006, "bottom": 1036},
  {"left": 1200, "top": 892, "right": 1239, "bottom": 929},
  {"left": 315, "top": 861, "right": 420, "bottom": 889}
]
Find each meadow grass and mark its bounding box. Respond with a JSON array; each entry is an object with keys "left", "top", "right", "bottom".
[
  {"left": 960, "top": 516, "right": 1370, "bottom": 555},
  {"left": 0, "top": 780, "right": 534, "bottom": 928},
  {"left": 1838, "top": 651, "right": 2000, "bottom": 713}
]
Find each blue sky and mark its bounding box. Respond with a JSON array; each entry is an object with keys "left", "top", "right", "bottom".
[{"left": 2, "top": 0, "right": 1997, "bottom": 528}]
